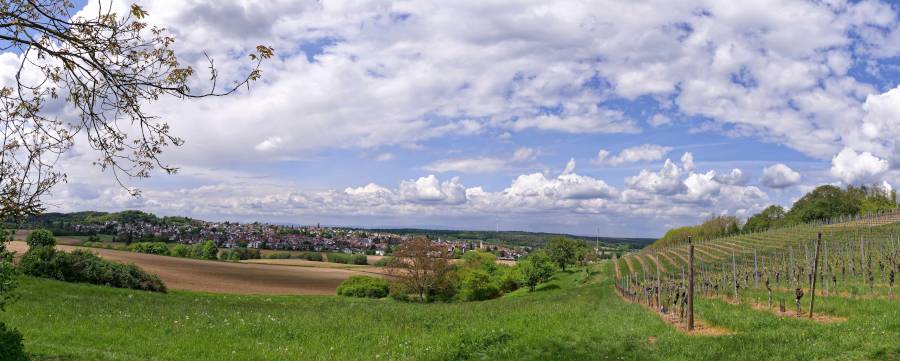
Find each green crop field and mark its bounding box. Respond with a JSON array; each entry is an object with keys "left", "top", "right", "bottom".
[{"left": 3, "top": 260, "right": 899, "bottom": 361}]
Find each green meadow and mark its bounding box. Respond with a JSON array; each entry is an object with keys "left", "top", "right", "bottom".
[{"left": 3, "top": 262, "right": 898, "bottom": 361}]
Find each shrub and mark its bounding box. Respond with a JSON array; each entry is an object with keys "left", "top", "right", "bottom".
[
  {"left": 328, "top": 253, "right": 350, "bottom": 264},
  {"left": 351, "top": 254, "right": 368, "bottom": 265},
  {"left": 19, "top": 248, "right": 166, "bottom": 292},
  {"left": 459, "top": 269, "right": 500, "bottom": 301},
  {"left": 337, "top": 276, "right": 389, "bottom": 298},
  {"left": 26, "top": 229, "right": 56, "bottom": 248},
  {"left": 373, "top": 256, "right": 393, "bottom": 267},
  {"left": 495, "top": 265, "right": 522, "bottom": 293},
  {"left": 129, "top": 242, "right": 170, "bottom": 256},
  {"left": 265, "top": 252, "right": 292, "bottom": 259},
  {"left": 301, "top": 252, "right": 323, "bottom": 262},
  {"left": 219, "top": 248, "right": 261, "bottom": 261},
  {"left": 190, "top": 240, "right": 218, "bottom": 260},
  {"left": 0, "top": 322, "right": 26, "bottom": 361},
  {"left": 171, "top": 244, "right": 190, "bottom": 257}
]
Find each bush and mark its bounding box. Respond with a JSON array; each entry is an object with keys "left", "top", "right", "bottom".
[
  {"left": 459, "top": 269, "right": 500, "bottom": 301},
  {"left": 495, "top": 265, "right": 522, "bottom": 293},
  {"left": 189, "top": 240, "right": 218, "bottom": 260},
  {"left": 372, "top": 256, "right": 393, "bottom": 267},
  {"left": 0, "top": 322, "right": 26, "bottom": 361},
  {"left": 19, "top": 248, "right": 166, "bottom": 292},
  {"left": 265, "top": 252, "right": 292, "bottom": 259},
  {"left": 337, "top": 276, "right": 389, "bottom": 298},
  {"left": 327, "top": 253, "right": 350, "bottom": 264},
  {"left": 26, "top": 229, "right": 56, "bottom": 248},
  {"left": 129, "top": 242, "right": 170, "bottom": 256},
  {"left": 171, "top": 244, "right": 190, "bottom": 257},
  {"left": 301, "top": 252, "right": 323, "bottom": 262},
  {"left": 351, "top": 254, "right": 368, "bottom": 265},
  {"left": 219, "top": 248, "right": 261, "bottom": 261}
]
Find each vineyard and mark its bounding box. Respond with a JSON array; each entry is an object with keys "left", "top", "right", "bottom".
[{"left": 616, "top": 211, "right": 900, "bottom": 329}]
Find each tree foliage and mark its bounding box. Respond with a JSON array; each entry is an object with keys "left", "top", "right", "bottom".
[
  {"left": 545, "top": 237, "right": 587, "bottom": 271},
  {"left": 743, "top": 205, "right": 786, "bottom": 233},
  {"left": 25, "top": 228, "right": 55, "bottom": 248},
  {"left": 653, "top": 184, "right": 899, "bottom": 247},
  {"left": 0, "top": 1, "right": 272, "bottom": 218},
  {"left": 386, "top": 237, "right": 456, "bottom": 302},
  {"left": 518, "top": 250, "right": 556, "bottom": 292}
]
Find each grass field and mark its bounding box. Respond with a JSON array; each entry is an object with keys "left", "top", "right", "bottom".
[{"left": 3, "top": 262, "right": 899, "bottom": 361}]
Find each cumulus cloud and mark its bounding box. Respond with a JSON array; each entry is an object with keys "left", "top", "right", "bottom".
[
  {"left": 625, "top": 159, "right": 686, "bottom": 196},
  {"left": 398, "top": 175, "right": 467, "bottom": 204},
  {"left": 680, "top": 152, "right": 695, "bottom": 172},
  {"left": 830, "top": 147, "right": 889, "bottom": 185},
  {"left": 593, "top": 144, "right": 672, "bottom": 166},
  {"left": 760, "top": 164, "right": 802, "bottom": 189},
  {"left": 714, "top": 168, "right": 747, "bottom": 186}
]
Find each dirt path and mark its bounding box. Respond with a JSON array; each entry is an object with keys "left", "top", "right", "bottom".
[{"left": 8, "top": 241, "right": 380, "bottom": 295}]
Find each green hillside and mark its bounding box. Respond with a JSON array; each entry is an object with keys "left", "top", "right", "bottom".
[{"left": 4, "top": 263, "right": 898, "bottom": 360}]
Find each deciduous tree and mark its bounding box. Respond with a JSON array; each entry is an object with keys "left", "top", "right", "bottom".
[{"left": 386, "top": 236, "right": 455, "bottom": 302}]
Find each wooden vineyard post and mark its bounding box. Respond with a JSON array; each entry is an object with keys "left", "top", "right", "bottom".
[
  {"left": 810, "top": 233, "right": 821, "bottom": 319},
  {"left": 655, "top": 253, "right": 661, "bottom": 312},
  {"left": 688, "top": 236, "right": 694, "bottom": 331},
  {"left": 732, "top": 250, "right": 739, "bottom": 303}
]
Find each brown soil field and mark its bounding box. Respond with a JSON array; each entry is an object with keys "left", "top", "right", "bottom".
[{"left": 7, "top": 240, "right": 381, "bottom": 295}]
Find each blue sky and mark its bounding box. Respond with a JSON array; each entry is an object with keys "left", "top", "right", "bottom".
[{"left": 16, "top": 0, "right": 900, "bottom": 237}]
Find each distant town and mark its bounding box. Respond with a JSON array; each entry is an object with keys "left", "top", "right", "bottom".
[{"left": 20, "top": 211, "right": 562, "bottom": 260}]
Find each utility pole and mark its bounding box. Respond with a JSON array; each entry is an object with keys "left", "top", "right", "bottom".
[{"left": 688, "top": 236, "right": 695, "bottom": 331}]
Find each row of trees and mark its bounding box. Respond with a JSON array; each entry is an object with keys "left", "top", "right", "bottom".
[
  {"left": 654, "top": 184, "right": 899, "bottom": 247},
  {"left": 372, "top": 236, "right": 594, "bottom": 302}
]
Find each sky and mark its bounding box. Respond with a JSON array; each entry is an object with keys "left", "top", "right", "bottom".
[{"left": 9, "top": 0, "right": 900, "bottom": 238}]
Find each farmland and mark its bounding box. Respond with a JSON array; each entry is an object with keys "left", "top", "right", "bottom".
[{"left": 6, "top": 241, "right": 377, "bottom": 295}]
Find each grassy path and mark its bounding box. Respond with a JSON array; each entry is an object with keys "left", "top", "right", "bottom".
[{"left": 2, "top": 261, "right": 899, "bottom": 360}]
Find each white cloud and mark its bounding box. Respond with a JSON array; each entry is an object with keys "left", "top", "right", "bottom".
[
  {"left": 254, "top": 136, "right": 284, "bottom": 152},
  {"left": 562, "top": 158, "right": 576, "bottom": 175},
  {"left": 593, "top": 144, "right": 672, "bottom": 166},
  {"left": 424, "top": 147, "right": 539, "bottom": 174},
  {"left": 424, "top": 157, "right": 509, "bottom": 174},
  {"left": 760, "top": 163, "right": 802, "bottom": 189},
  {"left": 375, "top": 153, "right": 395, "bottom": 161},
  {"left": 511, "top": 147, "right": 538, "bottom": 162},
  {"left": 680, "top": 152, "right": 695, "bottom": 172},
  {"left": 625, "top": 159, "right": 686, "bottom": 196},
  {"left": 830, "top": 147, "right": 889, "bottom": 185},
  {"left": 648, "top": 114, "right": 672, "bottom": 127},
  {"left": 398, "top": 175, "right": 467, "bottom": 204},
  {"left": 715, "top": 168, "right": 747, "bottom": 186}
]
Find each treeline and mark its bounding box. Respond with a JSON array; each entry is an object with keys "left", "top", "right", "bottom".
[
  {"left": 364, "top": 228, "right": 652, "bottom": 249},
  {"left": 339, "top": 236, "right": 599, "bottom": 302},
  {"left": 13, "top": 210, "right": 204, "bottom": 235},
  {"left": 653, "top": 184, "right": 898, "bottom": 248}
]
